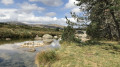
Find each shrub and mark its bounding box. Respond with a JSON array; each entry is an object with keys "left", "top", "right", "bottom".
[
  {"left": 62, "top": 26, "right": 75, "bottom": 42},
  {"left": 55, "top": 27, "right": 60, "bottom": 31},
  {"left": 35, "top": 50, "right": 59, "bottom": 67}
]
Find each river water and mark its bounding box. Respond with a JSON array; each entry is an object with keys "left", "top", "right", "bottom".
[{"left": 0, "top": 39, "right": 60, "bottom": 67}]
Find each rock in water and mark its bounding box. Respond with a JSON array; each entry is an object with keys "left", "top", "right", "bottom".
[
  {"left": 28, "top": 48, "right": 36, "bottom": 52},
  {"left": 34, "top": 35, "right": 42, "bottom": 40},
  {"left": 54, "top": 36, "right": 58, "bottom": 39},
  {"left": 43, "top": 34, "right": 53, "bottom": 45},
  {"left": 6, "top": 38, "right": 11, "bottom": 40}
]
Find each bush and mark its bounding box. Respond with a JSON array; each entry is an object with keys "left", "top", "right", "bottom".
[
  {"left": 35, "top": 50, "right": 59, "bottom": 67},
  {"left": 62, "top": 26, "right": 75, "bottom": 42},
  {"left": 55, "top": 27, "right": 60, "bottom": 31},
  {"left": 86, "top": 22, "right": 102, "bottom": 39}
]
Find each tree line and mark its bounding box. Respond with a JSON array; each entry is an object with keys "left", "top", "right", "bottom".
[{"left": 70, "top": 0, "right": 120, "bottom": 40}]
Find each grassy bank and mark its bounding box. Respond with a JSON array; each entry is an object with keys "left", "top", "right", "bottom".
[
  {"left": 50, "top": 41, "right": 120, "bottom": 67},
  {"left": 0, "top": 23, "right": 62, "bottom": 40}
]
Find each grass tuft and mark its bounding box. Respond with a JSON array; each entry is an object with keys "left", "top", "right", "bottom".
[{"left": 35, "top": 50, "right": 59, "bottom": 67}]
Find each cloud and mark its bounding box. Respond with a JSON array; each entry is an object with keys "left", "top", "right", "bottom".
[
  {"left": 45, "top": 12, "right": 56, "bottom": 17},
  {"left": 29, "top": 0, "right": 63, "bottom": 6},
  {"left": 1, "top": 0, "right": 14, "bottom": 5},
  {"left": 65, "top": 0, "right": 78, "bottom": 9},
  {"left": 0, "top": 9, "right": 67, "bottom": 26},
  {"left": 64, "top": 0, "right": 81, "bottom": 14},
  {"left": 0, "top": 9, "right": 18, "bottom": 21},
  {"left": 18, "top": 13, "right": 67, "bottom": 25},
  {"left": 18, "top": 2, "right": 45, "bottom": 13},
  {"left": 65, "top": 0, "right": 87, "bottom": 16},
  {"left": 71, "top": 7, "right": 80, "bottom": 13}
]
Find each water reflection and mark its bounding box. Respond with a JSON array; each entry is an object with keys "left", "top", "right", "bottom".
[
  {"left": 0, "top": 39, "right": 33, "bottom": 45},
  {"left": 0, "top": 39, "right": 60, "bottom": 67}
]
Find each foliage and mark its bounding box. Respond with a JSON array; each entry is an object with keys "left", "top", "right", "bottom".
[
  {"left": 75, "top": 0, "right": 120, "bottom": 40},
  {"left": 62, "top": 26, "right": 76, "bottom": 42},
  {"left": 55, "top": 27, "right": 60, "bottom": 31},
  {"left": 86, "top": 22, "right": 102, "bottom": 39}
]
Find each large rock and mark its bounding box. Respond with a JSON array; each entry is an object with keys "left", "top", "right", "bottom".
[
  {"left": 43, "top": 34, "right": 53, "bottom": 45},
  {"left": 54, "top": 36, "right": 58, "bottom": 39},
  {"left": 28, "top": 48, "right": 36, "bottom": 52},
  {"left": 34, "top": 35, "right": 42, "bottom": 40},
  {"left": 6, "top": 38, "right": 11, "bottom": 40},
  {"left": 43, "top": 34, "right": 53, "bottom": 39}
]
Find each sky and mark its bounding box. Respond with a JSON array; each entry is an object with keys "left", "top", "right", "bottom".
[{"left": 0, "top": 0, "right": 82, "bottom": 26}]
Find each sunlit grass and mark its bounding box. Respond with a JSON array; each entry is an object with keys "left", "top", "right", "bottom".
[
  {"left": 51, "top": 41, "right": 120, "bottom": 67},
  {"left": 35, "top": 50, "right": 59, "bottom": 67},
  {"left": 100, "top": 40, "right": 119, "bottom": 45}
]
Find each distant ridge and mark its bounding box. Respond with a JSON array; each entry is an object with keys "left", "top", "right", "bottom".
[
  {"left": 28, "top": 24, "right": 65, "bottom": 29},
  {"left": 5, "top": 21, "right": 27, "bottom": 25},
  {"left": 0, "top": 21, "right": 65, "bottom": 29}
]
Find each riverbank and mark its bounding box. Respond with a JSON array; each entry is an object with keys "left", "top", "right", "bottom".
[
  {"left": 51, "top": 41, "right": 120, "bottom": 67},
  {"left": 0, "top": 23, "right": 62, "bottom": 40}
]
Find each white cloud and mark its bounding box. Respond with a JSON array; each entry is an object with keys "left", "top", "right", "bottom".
[
  {"left": 0, "top": 9, "right": 18, "bottom": 21},
  {"left": 65, "top": 0, "right": 78, "bottom": 9},
  {"left": 64, "top": 0, "right": 81, "bottom": 14},
  {"left": 46, "top": 12, "right": 56, "bottom": 17},
  {"left": 18, "top": 13, "right": 67, "bottom": 25},
  {"left": 29, "top": 0, "right": 63, "bottom": 6},
  {"left": 0, "top": 9, "right": 67, "bottom": 26},
  {"left": 18, "top": 2, "right": 45, "bottom": 13},
  {"left": 65, "top": 0, "right": 87, "bottom": 16},
  {"left": 1, "top": 0, "right": 14, "bottom": 5},
  {"left": 71, "top": 7, "right": 80, "bottom": 13}
]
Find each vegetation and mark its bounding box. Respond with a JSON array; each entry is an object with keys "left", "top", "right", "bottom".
[
  {"left": 0, "top": 23, "right": 62, "bottom": 40},
  {"left": 35, "top": 50, "right": 59, "bottom": 67},
  {"left": 34, "top": 0, "right": 120, "bottom": 66},
  {"left": 1, "top": 0, "right": 120, "bottom": 67},
  {"left": 65, "top": 0, "right": 120, "bottom": 40},
  {"left": 62, "top": 26, "right": 76, "bottom": 42},
  {"left": 61, "top": 17, "right": 81, "bottom": 43},
  {"left": 51, "top": 41, "right": 120, "bottom": 67}
]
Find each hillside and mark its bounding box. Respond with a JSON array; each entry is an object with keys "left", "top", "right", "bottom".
[
  {"left": 0, "top": 22, "right": 62, "bottom": 40},
  {"left": 28, "top": 24, "right": 65, "bottom": 29}
]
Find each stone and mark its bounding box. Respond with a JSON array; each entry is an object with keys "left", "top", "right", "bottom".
[
  {"left": 54, "top": 36, "right": 58, "bottom": 39},
  {"left": 34, "top": 37, "right": 42, "bottom": 40},
  {"left": 43, "top": 34, "right": 53, "bottom": 45},
  {"left": 43, "top": 34, "right": 53, "bottom": 39},
  {"left": 21, "top": 41, "right": 44, "bottom": 48},
  {"left": 28, "top": 48, "right": 36, "bottom": 52},
  {"left": 58, "top": 37, "right": 62, "bottom": 41},
  {"left": 34, "top": 35, "right": 42, "bottom": 40},
  {"left": 6, "top": 38, "right": 11, "bottom": 40}
]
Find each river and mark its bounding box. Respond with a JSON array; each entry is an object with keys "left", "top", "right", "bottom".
[{"left": 0, "top": 39, "right": 60, "bottom": 67}]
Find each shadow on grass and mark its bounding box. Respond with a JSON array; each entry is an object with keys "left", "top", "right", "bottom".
[
  {"left": 77, "top": 40, "right": 120, "bottom": 54},
  {"left": 101, "top": 44, "right": 120, "bottom": 54},
  {"left": 77, "top": 40, "right": 104, "bottom": 46}
]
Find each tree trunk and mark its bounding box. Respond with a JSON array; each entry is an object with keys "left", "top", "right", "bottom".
[
  {"left": 110, "top": 10, "right": 120, "bottom": 40},
  {"left": 108, "top": 25, "right": 112, "bottom": 40}
]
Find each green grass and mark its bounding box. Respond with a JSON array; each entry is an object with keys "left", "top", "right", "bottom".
[
  {"left": 50, "top": 41, "right": 120, "bottom": 67},
  {"left": 35, "top": 50, "right": 59, "bottom": 67}
]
